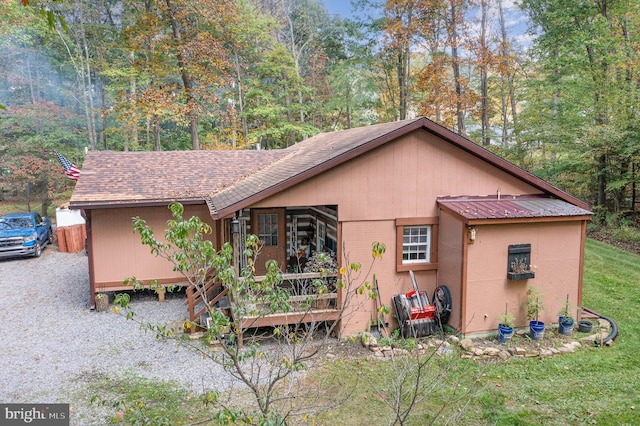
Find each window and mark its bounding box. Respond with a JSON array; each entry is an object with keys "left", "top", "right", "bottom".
[
  {"left": 316, "top": 220, "right": 326, "bottom": 252},
  {"left": 403, "top": 226, "right": 430, "bottom": 263},
  {"left": 257, "top": 213, "right": 278, "bottom": 246},
  {"left": 396, "top": 217, "right": 438, "bottom": 272}
]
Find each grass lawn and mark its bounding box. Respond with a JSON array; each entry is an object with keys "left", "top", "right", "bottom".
[
  {"left": 314, "top": 238, "right": 640, "bottom": 425},
  {"left": 88, "top": 238, "right": 640, "bottom": 425}
]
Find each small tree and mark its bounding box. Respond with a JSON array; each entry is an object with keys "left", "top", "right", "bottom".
[
  {"left": 498, "top": 302, "right": 515, "bottom": 328},
  {"left": 115, "top": 203, "right": 386, "bottom": 424},
  {"left": 524, "top": 286, "right": 545, "bottom": 323}
]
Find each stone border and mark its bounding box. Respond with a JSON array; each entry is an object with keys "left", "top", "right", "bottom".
[{"left": 359, "top": 318, "right": 613, "bottom": 361}]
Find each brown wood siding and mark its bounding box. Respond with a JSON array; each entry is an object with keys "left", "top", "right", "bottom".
[
  {"left": 90, "top": 204, "right": 215, "bottom": 290},
  {"left": 464, "top": 221, "right": 583, "bottom": 334},
  {"left": 252, "top": 129, "right": 539, "bottom": 221},
  {"left": 339, "top": 220, "right": 437, "bottom": 336},
  {"left": 437, "top": 209, "right": 465, "bottom": 332}
]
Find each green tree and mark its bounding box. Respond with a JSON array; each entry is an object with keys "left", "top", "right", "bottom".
[
  {"left": 243, "top": 43, "right": 319, "bottom": 148},
  {"left": 520, "top": 0, "right": 640, "bottom": 214}
]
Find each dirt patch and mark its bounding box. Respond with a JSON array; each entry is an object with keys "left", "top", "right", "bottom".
[{"left": 588, "top": 230, "right": 640, "bottom": 255}]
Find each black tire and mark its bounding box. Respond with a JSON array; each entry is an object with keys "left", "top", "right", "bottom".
[
  {"left": 433, "top": 285, "right": 452, "bottom": 325},
  {"left": 47, "top": 228, "right": 53, "bottom": 245},
  {"left": 33, "top": 242, "right": 42, "bottom": 258}
]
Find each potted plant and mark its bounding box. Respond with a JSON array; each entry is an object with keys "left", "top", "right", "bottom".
[
  {"left": 524, "top": 286, "right": 545, "bottom": 340},
  {"left": 507, "top": 257, "right": 535, "bottom": 280},
  {"left": 497, "top": 302, "right": 515, "bottom": 343},
  {"left": 558, "top": 294, "right": 574, "bottom": 336}
]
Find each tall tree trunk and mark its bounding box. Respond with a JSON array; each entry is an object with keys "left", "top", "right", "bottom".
[
  {"left": 99, "top": 74, "right": 107, "bottom": 149},
  {"left": 497, "top": 0, "right": 518, "bottom": 142},
  {"left": 165, "top": 0, "right": 200, "bottom": 150},
  {"left": 75, "top": 0, "right": 97, "bottom": 151},
  {"left": 479, "top": 0, "right": 489, "bottom": 146},
  {"left": 397, "top": 48, "right": 409, "bottom": 120},
  {"left": 449, "top": 3, "right": 465, "bottom": 135},
  {"left": 153, "top": 117, "right": 161, "bottom": 151}
]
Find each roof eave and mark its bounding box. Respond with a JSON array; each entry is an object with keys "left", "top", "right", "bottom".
[
  {"left": 70, "top": 198, "right": 206, "bottom": 210},
  {"left": 437, "top": 201, "right": 593, "bottom": 225}
]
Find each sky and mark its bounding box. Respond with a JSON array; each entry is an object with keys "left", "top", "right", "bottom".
[
  {"left": 322, "top": 0, "right": 356, "bottom": 19},
  {"left": 322, "top": 0, "right": 533, "bottom": 48}
]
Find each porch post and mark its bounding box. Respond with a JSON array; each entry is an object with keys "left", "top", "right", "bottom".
[{"left": 232, "top": 217, "right": 240, "bottom": 275}]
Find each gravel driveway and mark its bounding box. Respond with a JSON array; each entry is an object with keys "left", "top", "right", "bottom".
[{"left": 0, "top": 247, "right": 231, "bottom": 424}]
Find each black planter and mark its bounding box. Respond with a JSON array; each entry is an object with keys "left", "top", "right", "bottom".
[
  {"left": 578, "top": 320, "right": 593, "bottom": 333},
  {"left": 507, "top": 271, "right": 535, "bottom": 280}
]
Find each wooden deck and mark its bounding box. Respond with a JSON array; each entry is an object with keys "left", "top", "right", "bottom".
[
  {"left": 235, "top": 293, "right": 340, "bottom": 328},
  {"left": 185, "top": 272, "right": 340, "bottom": 343}
]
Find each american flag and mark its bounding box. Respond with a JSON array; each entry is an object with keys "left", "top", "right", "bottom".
[{"left": 55, "top": 151, "right": 80, "bottom": 181}]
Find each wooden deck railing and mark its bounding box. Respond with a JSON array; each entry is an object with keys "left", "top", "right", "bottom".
[
  {"left": 184, "top": 280, "right": 228, "bottom": 326},
  {"left": 184, "top": 272, "right": 340, "bottom": 335}
]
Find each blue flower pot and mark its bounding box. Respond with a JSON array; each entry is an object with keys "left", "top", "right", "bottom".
[
  {"left": 558, "top": 316, "right": 574, "bottom": 336},
  {"left": 498, "top": 324, "right": 514, "bottom": 343},
  {"left": 529, "top": 320, "right": 545, "bottom": 340}
]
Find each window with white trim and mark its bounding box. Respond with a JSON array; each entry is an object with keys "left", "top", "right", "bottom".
[
  {"left": 402, "top": 225, "right": 431, "bottom": 263},
  {"left": 396, "top": 217, "right": 438, "bottom": 272}
]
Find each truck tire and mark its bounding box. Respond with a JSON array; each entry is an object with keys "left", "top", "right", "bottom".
[{"left": 33, "top": 242, "right": 42, "bottom": 258}]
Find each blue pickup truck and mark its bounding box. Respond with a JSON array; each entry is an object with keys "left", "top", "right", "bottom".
[{"left": 0, "top": 212, "right": 53, "bottom": 259}]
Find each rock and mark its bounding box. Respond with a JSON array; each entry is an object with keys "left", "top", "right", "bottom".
[
  {"left": 525, "top": 351, "right": 540, "bottom": 357},
  {"left": 539, "top": 349, "right": 553, "bottom": 357},
  {"left": 484, "top": 347, "right": 501, "bottom": 357},
  {"left": 599, "top": 319, "right": 610, "bottom": 330},
  {"left": 581, "top": 333, "right": 599, "bottom": 342},
  {"left": 326, "top": 352, "right": 336, "bottom": 360},
  {"left": 515, "top": 347, "right": 526, "bottom": 356},
  {"left": 373, "top": 349, "right": 384, "bottom": 358},
  {"left": 558, "top": 346, "right": 574, "bottom": 354},
  {"left": 550, "top": 348, "right": 561, "bottom": 355},
  {"left": 448, "top": 335, "right": 460, "bottom": 343},
  {"left": 459, "top": 338, "right": 474, "bottom": 352},
  {"left": 473, "top": 348, "right": 485, "bottom": 356},
  {"left": 436, "top": 346, "right": 454, "bottom": 356},
  {"left": 498, "top": 351, "right": 511, "bottom": 360},
  {"left": 361, "top": 332, "right": 377, "bottom": 348}
]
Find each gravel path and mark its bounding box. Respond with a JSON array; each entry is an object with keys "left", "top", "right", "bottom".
[{"left": 0, "top": 247, "right": 232, "bottom": 424}]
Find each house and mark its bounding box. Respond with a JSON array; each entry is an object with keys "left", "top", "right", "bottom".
[{"left": 69, "top": 117, "right": 592, "bottom": 337}]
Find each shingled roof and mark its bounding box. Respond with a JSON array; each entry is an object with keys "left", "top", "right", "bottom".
[
  {"left": 70, "top": 117, "right": 591, "bottom": 216},
  {"left": 70, "top": 150, "right": 288, "bottom": 209}
]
